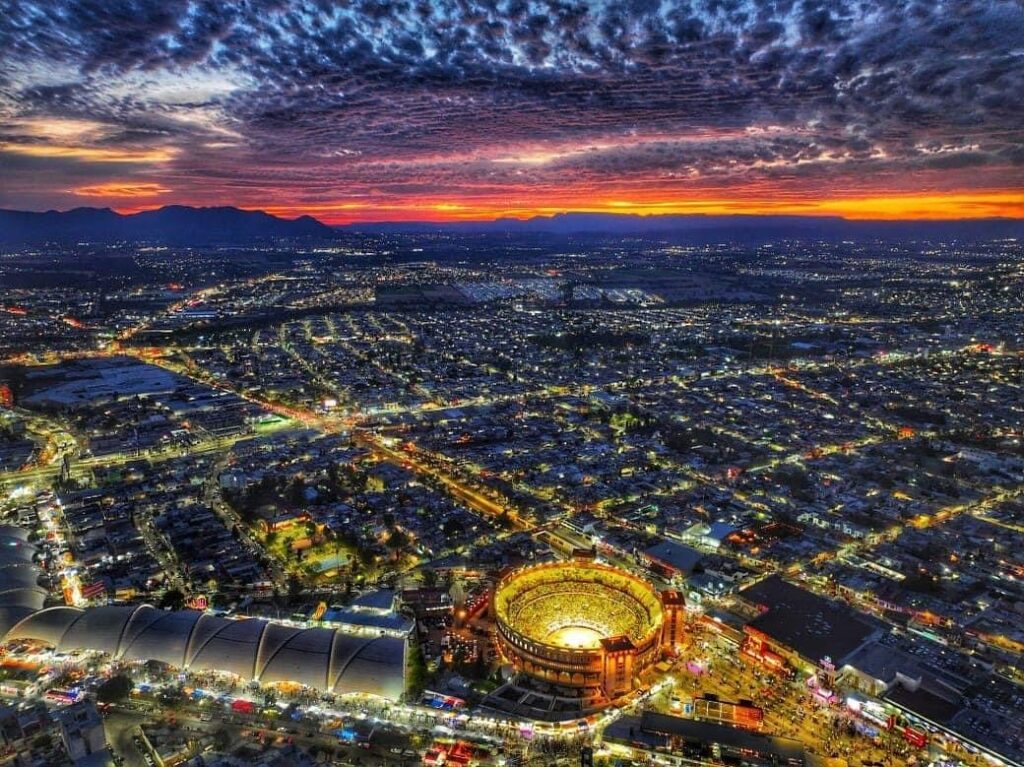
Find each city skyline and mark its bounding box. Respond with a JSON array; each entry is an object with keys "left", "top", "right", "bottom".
[
  {"left": 1, "top": 238, "right": 1021, "bottom": 767},
  {"left": 2, "top": 0, "right": 1023, "bottom": 222}
]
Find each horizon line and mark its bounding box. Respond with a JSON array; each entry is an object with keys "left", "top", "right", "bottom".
[{"left": 5, "top": 203, "right": 1024, "bottom": 227}]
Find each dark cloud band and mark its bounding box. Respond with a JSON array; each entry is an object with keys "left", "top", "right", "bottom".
[{"left": 1, "top": 0, "right": 1021, "bottom": 215}]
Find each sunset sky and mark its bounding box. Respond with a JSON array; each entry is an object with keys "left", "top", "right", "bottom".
[{"left": 1, "top": 0, "right": 1022, "bottom": 223}]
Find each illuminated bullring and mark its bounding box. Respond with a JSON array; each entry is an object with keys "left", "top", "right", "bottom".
[{"left": 493, "top": 560, "right": 667, "bottom": 699}]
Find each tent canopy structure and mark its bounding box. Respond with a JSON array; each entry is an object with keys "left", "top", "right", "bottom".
[{"left": 0, "top": 526, "right": 407, "bottom": 701}]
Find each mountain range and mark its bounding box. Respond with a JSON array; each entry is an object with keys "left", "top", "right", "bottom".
[
  {"left": 346, "top": 212, "right": 1024, "bottom": 241},
  {"left": 1, "top": 205, "right": 1022, "bottom": 246},
  {"left": 0, "top": 205, "right": 333, "bottom": 246}
]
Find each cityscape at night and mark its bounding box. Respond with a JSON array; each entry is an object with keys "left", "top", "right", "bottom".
[{"left": 0, "top": 2, "right": 1023, "bottom": 767}]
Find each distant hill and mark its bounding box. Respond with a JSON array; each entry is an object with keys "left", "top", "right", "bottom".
[
  {"left": 344, "top": 212, "right": 1024, "bottom": 242},
  {"left": 0, "top": 205, "right": 335, "bottom": 245},
  {"left": 2, "top": 206, "right": 1021, "bottom": 247}
]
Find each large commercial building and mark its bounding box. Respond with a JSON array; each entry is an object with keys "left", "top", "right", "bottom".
[
  {"left": 604, "top": 712, "right": 805, "bottom": 767},
  {"left": 737, "top": 575, "right": 881, "bottom": 681}
]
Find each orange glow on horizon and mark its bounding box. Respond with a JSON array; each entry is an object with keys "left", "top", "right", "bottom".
[{"left": 224, "top": 189, "right": 1024, "bottom": 225}]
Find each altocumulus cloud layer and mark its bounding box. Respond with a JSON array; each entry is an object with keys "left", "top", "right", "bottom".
[{"left": 1, "top": 0, "right": 1022, "bottom": 220}]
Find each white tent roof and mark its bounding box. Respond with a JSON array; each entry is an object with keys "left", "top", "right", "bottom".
[
  {"left": 5, "top": 606, "right": 406, "bottom": 700},
  {"left": 0, "top": 525, "right": 405, "bottom": 700}
]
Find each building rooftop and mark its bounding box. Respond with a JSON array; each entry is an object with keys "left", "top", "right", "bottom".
[
  {"left": 740, "top": 575, "right": 880, "bottom": 666},
  {"left": 884, "top": 682, "right": 961, "bottom": 727},
  {"left": 843, "top": 641, "right": 921, "bottom": 686},
  {"left": 322, "top": 608, "right": 413, "bottom": 635},
  {"left": 643, "top": 540, "right": 703, "bottom": 574},
  {"left": 605, "top": 711, "right": 805, "bottom": 763},
  {"left": 349, "top": 589, "right": 397, "bottom": 612}
]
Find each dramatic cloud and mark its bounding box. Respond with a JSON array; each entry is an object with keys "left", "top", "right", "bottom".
[
  {"left": 1, "top": 0, "right": 1021, "bottom": 220},
  {"left": 71, "top": 181, "right": 172, "bottom": 197}
]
